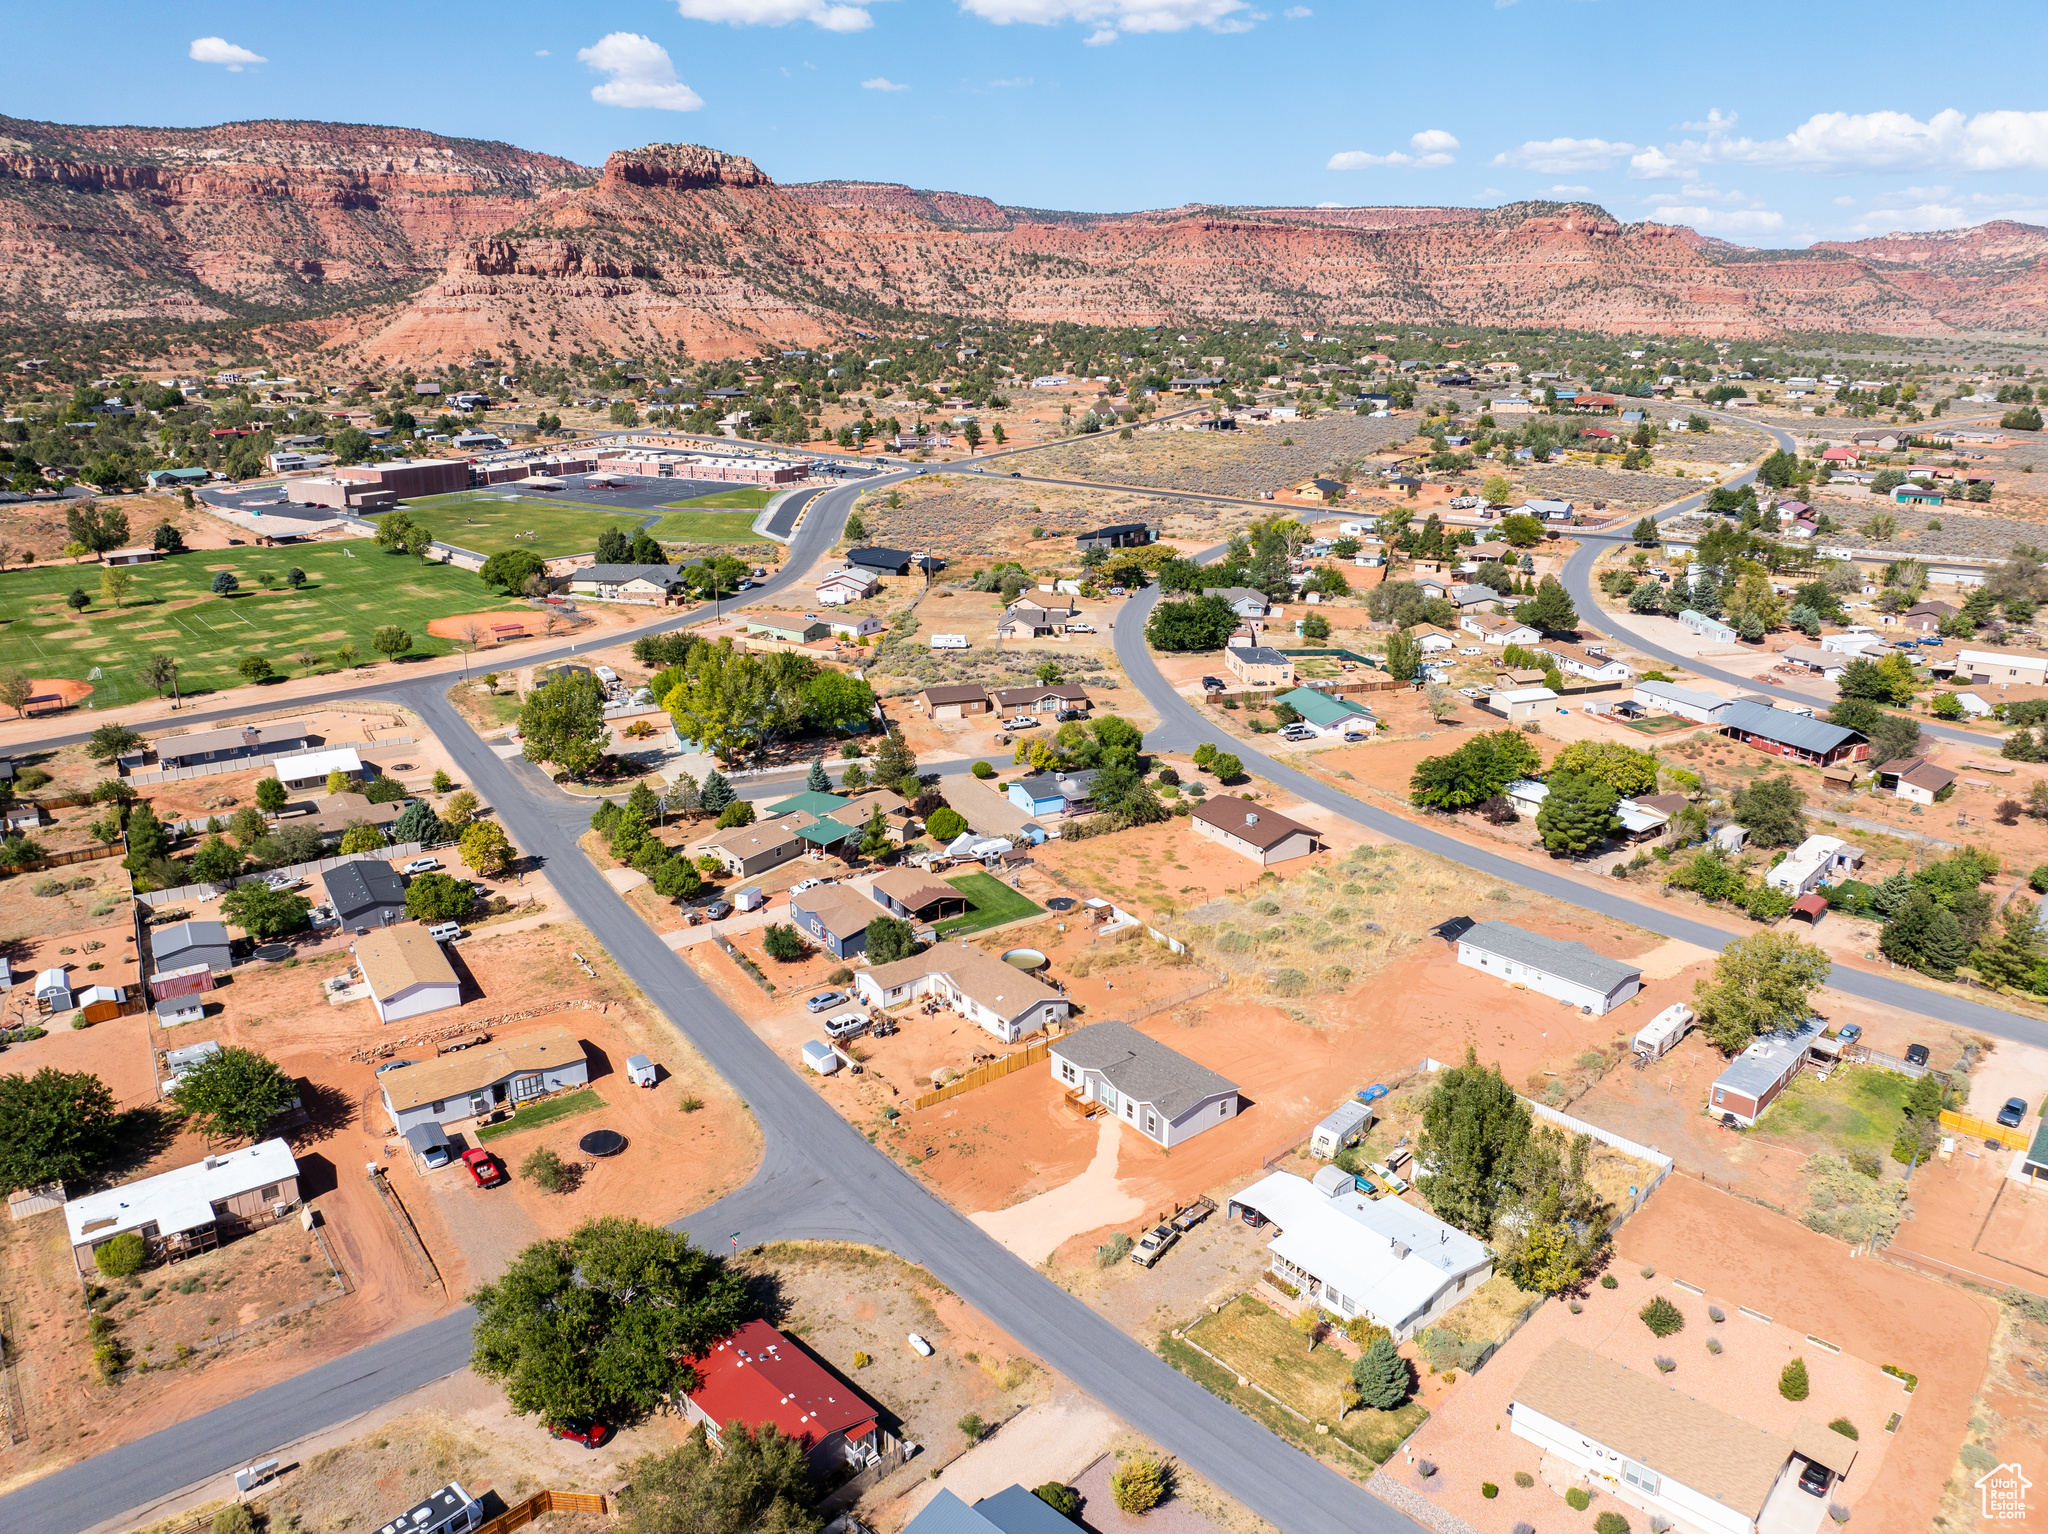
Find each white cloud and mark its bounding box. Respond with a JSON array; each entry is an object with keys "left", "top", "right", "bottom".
[
  {"left": 988, "top": 75, "right": 1034, "bottom": 87},
  {"left": 1284, "top": 5, "right": 1312, "bottom": 15},
  {"left": 1329, "top": 129, "right": 1459, "bottom": 171},
  {"left": 1549, "top": 184, "right": 1591, "bottom": 195},
  {"left": 577, "top": 34, "right": 705, "bottom": 111},
  {"left": 1652, "top": 205, "right": 1785, "bottom": 234},
  {"left": 1833, "top": 195, "right": 1857, "bottom": 206},
  {"left": 1491, "top": 137, "right": 1636, "bottom": 174},
  {"left": 862, "top": 76, "right": 909, "bottom": 90},
  {"left": 1634, "top": 109, "right": 2048, "bottom": 178},
  {"left": 961, "top": 0, "right": 1258, "bottom": 45},
  {"left": 536, "top": 49, "right": 551, "bottom": 56},
  {"left": 675, "top": 0, "right": 885, "bottom": 31},
  {"left": 1315, "top": 200, "right": 1342, "bottom": 208},
  {"left": 189, "top": 37, "right": 266, "bottom": 71}
]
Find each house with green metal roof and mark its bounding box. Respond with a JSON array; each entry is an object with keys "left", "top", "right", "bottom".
[
  {"left": 769, "top": 790, "right": 852, "bottom": 820},
  {"left": 793, "top": 817, "right": 859, "bottom": 850},
  {"left": 1273, "top": 687, "right": 1375, "bottom": 735}
]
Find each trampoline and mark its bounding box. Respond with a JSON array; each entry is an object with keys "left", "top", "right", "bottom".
[
  {"left": 579, "top": 1130, "right": 627, "bottom": 1158},
  {"left": 253, "top": 944, "right": 294, "bottom": 963},
  {"left": 1045, "top": 896, "right": 1076, "bottom": 912}
]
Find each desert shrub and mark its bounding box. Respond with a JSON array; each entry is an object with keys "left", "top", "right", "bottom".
[
  {"left": 679, "top": 1095, "right": 703, "bottom": 1113},
  {"left": 1707, "top": 1305, "right": 1725, "bottom": 1322},
  {"left": 1639, "top": 1265, "right": 1655, "bottom": 1278},
  {"left": 1639, "top": 1297, "right": 1685, "bottom": 1337},
  {"left": 1595, "top": 1514, "right": 1631, "bottom": 1534},
  {"left": 970, "top": 760, "right": 995, "bottom": 779},
  {"left": 30, "top": 878, "right": 61, "bottom": 896},
  {"left": 1513, "top": 1472, "right": 1534, "bottom": 1489},
  {"left": 957, "top": 1412, "right": 985, "bottom": 1442},
  {"left": 1096, "top": 1232, "right": 1133, "bottom": 1267},
  {"left": 1033, "top": 1484, "right": 1081, "bottom": 1521},
  {"left": 1566, "top": 1487, "right": 1591, "bottom": 1511},
  {"left": 521, "top": 1146, "right": 570, "bottom": 1192},
  {"left": 1110, "top": 1455, "right": 1171, "bottom": 1514},
  {"left": 1780, "top": 1357, "right": 1810, "bottom": 1400},
  {"left": 94, "top": 1232, "right": 148, "bottom": 1278},
  {"left": 852, "top": 1351, "right": 871, "bottom": 1368},
  {"left": 1706, "top": 1337, "right": 1723, "bottom": 1355},
  {"left": 213, "top": 1507, "right": 256, "bottom": 1534},
  {"left": 1481, "top": 1482, "right": 1498, "bottom": 1499},
  {"left": 1829, "top": 1416, "right": 1858, "bottom": 1440},
  {"left": 1415, "top": 1460, "right": 1436, "bottom": 1478},
  {"left": 1653, "top": 1355, "right": 1675, "bottom": 1373},
  {"left": 1600, "top": 1273, "right": 1618, "bottom": 1289},
  {"left": 1827, "top": 1504, "right": 1850, "bottom": 1524}
]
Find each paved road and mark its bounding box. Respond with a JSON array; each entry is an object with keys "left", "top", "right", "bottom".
[
  {"left": 0, "top": 483, "right": 1416, "bottom": 1534},
  {"left": 1555, "top": 415, "right": 2004, "bottom": 752}
]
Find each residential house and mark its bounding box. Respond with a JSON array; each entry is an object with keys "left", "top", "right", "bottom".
[
  {"left": 813, "top": 569, "right": 879, "bottom": 606},
  {"left": 155, "top": 719, "right": 312, "bottom": 770},
  {"left": 1409, "top": 624, "right": 1458, "bottom": 655},
  {"left": 1876, "top": 756, "right": 1957, "bottom": 804},
  {"left": 1778, "top": 644, "right": 1848, "bottom": 679},
  {"left": 1719, "top": 699, "right": 1866, "bottom": 767},
  {"left": 1460, "top": 614, "right": 1543, "bottom": 648},
  {"left": 1227, "top": 1171, "right": 1493, "bottom": 1340},
  {"left": 1509, "top": 1338, "right": 1841, "bottom": 1534},
  {"left": 1893, "top": 484, "right": 1944, "bottom": 506},
  {"left": 1456, "top": 920, "right": 1643, "bottom": 1015},
  {"left": 567, "top": 564, "right": 692, "bottom": 604},
  {"left": 1898, "top": 601, "right": 1957, "bottom": 633},
  {"left": 789, "top": 884, "right": 879, "bottom": 961},
  {"left": 743, "top": 612, "right": 830, "bottom": 644},
  {"left": 351, "top": 927, "right": 462, "bottom": 1025},
  {"left": 151, "top": 920, "right": 233, "bottom": 975},
  {"left": 1852, "top": 429, "right": 1912, "bottom": 451},
  {"left": 1074, "top": 522, "right": 1157, "bottom": 550},
  {"left": 1708, "top": 1017, "right": 1829, "bottom": 1126},
  {"left": 1190, "top": 796, "right": 1325, "bottom": 866},
  {"left": 1523, "top": 497, "right": 1575, "bottom": 521},
  {"left": 1048, "top": 1020, "right": 1240, "bottom": 1147},
  {"left": 63, "top": 1139, "right": 299, "bottom": 1278},
  {"left": 294, "top": 793, "right": 406, "bottom": 844},
  {"left": 1537, "top": 641, "right": 1634, "bottom": 685},
  {"left": 1764, "top": 834, "right": 1863, "bottom": 896},
  {"left": 1008, "top": 769, "right": 1099, "bottom": 819},
  {"left": 902, "top": 1488, "right": 1079, "bottom": 1534},
  {"left": 989, "top": 684, "right": 1090, "bottom": 715},
  {"left": 1632, "top": 680, "right": 1732, "bottom": 724},
  {"left": 273, "top": 747, "right": 364, "bottom": 790},
  {"left": 920, "top": 684, "right": 992, "bottom": 719},
  {"left": 997, "top": 596, "right": 1085, "bottom": 639},
  {"left": 696, "top": 815, "right": 812, "bottom": 879},
  {"left": 1272, "top": 686, "right": 1374, "bottom": 736},
  {"left": 1676, "top": 608, "right": 1740, "bottom": 645},
  {"left": 846, "top": 547, "right": 942, "bottom": 577},
  {"left": 852, "top": 940, "right": 1072, "bottom": 1043},
  {"left": 378, "top": 1027, "right": 588, "bottom": 1135},
  {"left": 868, "top": 868, "right": 970, "bottom": 923},
  {"left": 1956, "top": 649, "right": 2048, "bottom": 687},
  {"left": 1484, "top": 687, "right": 1560, "bottom": 725},
  {"left": 826, "top": 613, "right": 886, "bottom": 641},
  {"left": 1225, "top": 645, "right": 1295, "bottom": 687},
  {"left": 682, "top": 1321, "right": 882, "bottom": 1475},
  {"left": 1205, "top": 587, "right": 1271, "bottom": 619},
  {"left": 322, "top": 861, "right": 408, "bottom": 930}
]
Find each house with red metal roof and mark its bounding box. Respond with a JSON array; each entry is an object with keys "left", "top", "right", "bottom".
[{"left": 682, "top": 1320, "right": 882, "bottom": 1473}]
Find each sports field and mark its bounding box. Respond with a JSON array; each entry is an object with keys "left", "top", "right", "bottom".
[
  {"left": 393, "top": 491, "right": 766, "bottom": 555},
  {"left": 666, "top": 487, "right": 773, "bottom": 510},
  {"left": 0, "top": 543, "right": 525, "bottom": 704},
  {"left": 645, "top": 509, "right": 769, "bottom": 543}
]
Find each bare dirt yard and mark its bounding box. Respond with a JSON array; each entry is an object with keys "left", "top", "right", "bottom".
[{"left": 1021, "top": 413, "right": 1415, "bottom": 501}]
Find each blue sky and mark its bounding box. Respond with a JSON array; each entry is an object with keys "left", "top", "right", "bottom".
[{"left": 10, "top": 1, "right": 2048, "bottom": 247}]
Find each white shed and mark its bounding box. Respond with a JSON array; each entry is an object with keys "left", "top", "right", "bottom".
[
  {"left": 801, "top": 1040, "right": 840, "bottom": 1075},
  {"left": 626, "top": 1054, "right": 658, "bottom": 1087}
]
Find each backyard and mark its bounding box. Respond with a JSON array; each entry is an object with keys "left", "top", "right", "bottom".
[
  {"left": 1754, "top": 1062, "right": 1918, "bottom": 1160},
  {"left": 0, "top": 542, "right": 526, "bottom": 702},
  {"left": 1172, "top": 1295, "right": 1428, "bottom": 1468},
  {"left": 934, "top": 873, "right": 1046, "bottom": 935}
]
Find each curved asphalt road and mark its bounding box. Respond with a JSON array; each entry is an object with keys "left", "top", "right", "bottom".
[{"left": 0, "top": 480, "right": 1417, "bottom": 1534}]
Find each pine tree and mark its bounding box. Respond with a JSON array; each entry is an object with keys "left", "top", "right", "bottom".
[
  {"left": 1779, "top": 1358, "right": 1810, "bottom": 1401},
  {"left": 1919, "top": 902, "right": 1968, "bottom": 977},
  {"left": 873, "top": 726, "right": 916, "bottom": 785},
  {"left": 1881, "top": 888, "right": 1936, "bottom": 969},
  {"left": 626, "top": 779, "right": 659, "bottom": 822},
  {"left": 1351, "top": 1337, "right": 1410, "bottom": 1410},
  {"left": 1534, "top": 771, "right": 1621, "bottom": 855},
  {"left": 699, "top": 769, "right": 734, "bottom": 815},
  {"left": 1972, "top": 900, "right": 2043, "bottom": 990},
  {"left": 2005, "top": 726, "right": 2043, "bottom": 763},
  {"left": 806, "top": 756, "right": 831, "bottom": 793},
  {"left": 1871, "top": 869, "right": 1915, "bottom": 920}
]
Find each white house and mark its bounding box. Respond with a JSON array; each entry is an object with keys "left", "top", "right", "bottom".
[
  {"left": 814, "top": 569, "right": 879, "bottom": 606},
  {"left": 1675, "top": 609, "right": 1739, "bottom": 645},
  {"left": 1819, "top": 631, "right": 1886, "bottom": 658},
  {"left": 1509, "top": 1339, "right": 1838, "bottom": 1534},
  {"left": 1484, "top": 687, "right": 1560, "bottom": 725},
  {"left": 351, "top": 927, "right": 462, "bottom": 1025},
  {"left": 1460, "top": 614, "right": 1542, "bottom": 647},
  {"left": 826, "top": 614, "right": 886, "bottom": 641},
  {"left": 1632, "top": 680, "right": 1731, "bottom": 724},
  {"left": 1956, "top": 649, "right": 2048, "bottom": 687},
  {"left": 1538, "top": 641, "right": 1634, "bottom": 685},
  {"left": 853, "top": 941, "right": 1072, "bottom": 1044},
  {"left": 1047, "top": 1021, "right": 1240, "bottom": 1148},
  {"left": 1456, "top": 920, "right": 1643, "bottom": 1015},
  {"left": 272, "top": 747, "right": 364, "bottom": 791},
  {"left": 1504, "top": 779, "right": 1549, "bottom": 818},
  {"left": 1228, "top": 1171, "right": 1492, "bottom": 1340},
  {"left": 1764, "top": 834, "right": 1863, "bottom": 896},
  {"left": 1876, "top": 756, "right": 1957, "bottom": 804},
  {"left": 64, "top": 1138, "right": 300, "bottom": 1278}
]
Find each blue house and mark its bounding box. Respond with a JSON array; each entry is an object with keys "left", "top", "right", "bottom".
[
  {"left": 788, "top": 885, "right": 876, "bottom": 960},
  {"left": 1007, "top": 769, "right": 1098, "bottom": 818},
  {"left": 904, "top": 1487, "right": 1078, "bottom": 1534}
]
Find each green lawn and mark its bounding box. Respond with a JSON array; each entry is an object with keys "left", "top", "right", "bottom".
[
  {"left": 934, "top": 873, "right": 1046, "bottom": 935},
  {"left": 394, "top": 491, "right": 655, "bottom": 557},
  {"left": 0, "top": 543, "right": 524, "bottom": 704},
  {"left": 644, "top": 510, "right": 770, "bottom": 543},
  {"left": 1179, "top": 1296, "right": 1428, "bottom": 1464},
  {"left": 665, "top": 487, "right": 774, "bottom": 510},
  {"left": 474, "top": 1088, "right": 605, "bottom": 1143},
  {"left": 1756, "top": 1063, "right": 1915, "bottom": 1157}
]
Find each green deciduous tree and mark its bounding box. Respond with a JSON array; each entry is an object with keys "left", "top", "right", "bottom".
[
  {"left": 0, "top": 1067, "right": 120, "bottom": 1192},
  {"left": 865, "top": 915, "right": 918, "bottom": 964},
  {"left": 1514, "top": 577, "right": 1579, "bottom": 634},
  {"left": 85, "top": 723, "right": 144, "bottom": 764},
  {"left": 1733, "top": 773, "right": 1806, "bottom": 847},
  {"left": 470, "top": 1218, "right": 748, "bottom": 1425},
  {"left": 1692, "top": 931, "right": 1833, "bottom": 1053},
  {"left": 220, "top": 883, "right": 312, "bottom": 939},
  {"left": 1535, "top": 771, "right": 1621, "bottom": 855},
  {"left": 372, "top": 625, "right": 413, "bottom": 661},
  {"left": 479, "top": 548, "right": 547, "bottom": 594},
  {"left": 926, "top": 806, "right": 967, "bottom": 842},
  {"left": 1550, "top": 740, "right": 1659, "bottom": 796},
  {"left": 405, "top": 872, "right": 476, "bottom": 923},
  {"left": 1416, "top": 1046, "right": 1531, "bottom": 1236},
  {"left": 190, "top": 833, "right": 243, "bottom": 884},
  {"left": 1384, "top": 628, "right": 1422, "bottom": 681},
  {"left": 460, "top": 820, "right": 514, "bottom": 876},
  {"left": 338, "top": 824, "right": 387, "bottom": 855},
  {"left": 1409, "top": 730, "right": 1541, "bottom": 812},
  {"left": 617, "top": 1423, "right": 822, "bottom": 1534},
  {"left": 521, "top": 671, "right": 608, "bottom": 778},
  {"left": 169, "top": 1046, "right": 296, "bottom": 1142},
  {"left": 1146, "top": 594, "right": 1239, "bottom": 651},
  {"left": 762, "top": 924, "right": 807, "bottom": 962}
]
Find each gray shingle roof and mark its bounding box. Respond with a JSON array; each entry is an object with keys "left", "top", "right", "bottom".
[
  {"left": 1459, "top": 920, "right": 1642, "bottom": 992},
  {"left": 1051, "top": 1020, "right": 1237, "bottom": 1119},
  {"left": 1718, "top": 699, "right": 1861, "bottom": 756},
  {"left": 1234, "top": 645, "right": 1290, "bottom": 666}
]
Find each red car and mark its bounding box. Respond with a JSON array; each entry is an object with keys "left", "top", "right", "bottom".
[
  {"left": 461, "top": 1148, "right": 504, "bottom": 1188},
  {"left": 548, "top": 1418, "right": 609, "bottom": 1449}
]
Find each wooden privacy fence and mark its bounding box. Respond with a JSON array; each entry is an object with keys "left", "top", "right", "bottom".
[
  {"left": 913, "top": 1038, "right": 1055, "bottom": 1110},
  {"left": 5, "top": 843, "right": 122, "bottom": 875},
  {"left": 475, "top": 1488, "right": 612, "bottom": 1534},
  {"left": 1939, "top": 1108, "right": 2030, "bottom": 1151}
]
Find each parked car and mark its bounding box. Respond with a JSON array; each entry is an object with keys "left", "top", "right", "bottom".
[
  {"left": 1997, "top": 1097, "right": 2029, "bottom": 1128},
  {"left": 1279, "top": 724, "right": 1317, "bottom": 742},
  {"left": 824, "top": 1011, "right": 868, "bottom": 1041},
  {"left": 1129, "top": 1223, "right": 1178, "bottom": 1267},
  {"left": 1905, "top": 1043, "right": 1930, "bottom": 1067},
  {"left": 791, "top": 876, "right": 835, "bottom": 895},
  {"left": 1055, "top": 709, "right": 1086, "bottom": 722},
  {"left": 702, "top": 899, "right": 734, "bottom": 920},
  {"left": 1006, "top": 715, "right": 1040, "bottom": 730},
  {"left": 264, "top": 872, "right": 301, "bottom": 892},
  {"left": 908, "top": 1332, "right": 935, "bottom": 1355},
  {"left": 1797, "top": 1460, "right": 1831, "bottom": 1497},
  {"left": 402, "top": 857, "right": 440, "bottom": 875},
  {"left": 805, "top": 990, "right": 849, "bottom": 1014},
  {"left": 1066, "top": 622, "right": 1095, "bottom": 634},
  {"left": 1200, "top": 675, "right": 1225, "bottom": 691},
  {"left": 548, "top": 1419, "right": 609, "bottom": 1450},
  {"left": 460, "top": 1148, "right": 503, "bottom": 1188},
  {"left": 1836, "top": 1023, "right": 1862, "bottom": 1047}
]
